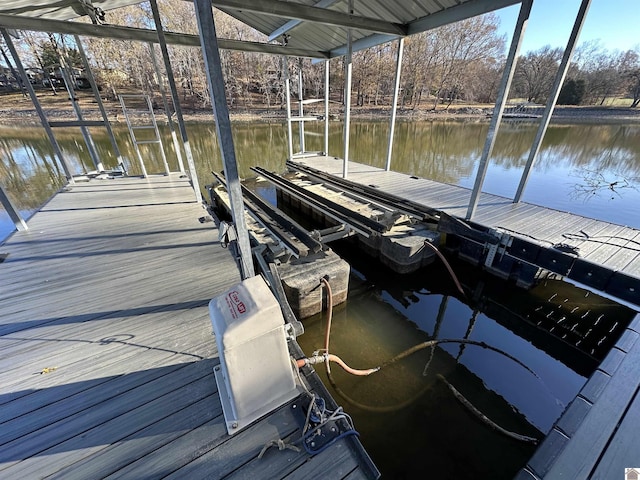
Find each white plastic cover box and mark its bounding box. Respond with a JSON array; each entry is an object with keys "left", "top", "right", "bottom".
[{"left": 209, "top": 275, "right": 299, "bottom": 434}]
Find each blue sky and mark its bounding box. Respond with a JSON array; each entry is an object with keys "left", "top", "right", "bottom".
[{"left": 495, "top": 0, "right": 639, "bottom": 53}]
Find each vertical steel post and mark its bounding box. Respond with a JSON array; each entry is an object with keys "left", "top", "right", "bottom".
[
  {"left": 283, "top": 56, "right": 294, "bottom": 160},
  {"left": 149, "top": 0, "right": 202, "bottom": 202},
  {"left": 342, "top": 0, "right": 354, "bottom": 179},
  {"left": 297, "top": 58, "right": 306, "bottom": 153},
  {"left": 514, "top": 0, "right": 591, "bottom": 203},
  {"left": 74, "top": 35, "right": 125, "bottom": 173},
  {"left": 194, "top": 0, "right": 255, "bottom": 279},
  {"left": 385, "top": 37, "right": 404, "bottom": 172},
  {"left": 0, "top": 184, "right": 27, "bottom": 232},
  {"left": 1, "top": 28, "right": 74, "bottom": 183},
  {"left": 148, "top": 42, "right": 186, "bottom": 173},
  {"left": 465, "top": 0, "right": 533, "bottom": 220},
  {"left": 58, "top": 59, "right": 104, "bottom": 172},
  {"left": 324, "top": 59, "right": 330, "bottom": 155}
]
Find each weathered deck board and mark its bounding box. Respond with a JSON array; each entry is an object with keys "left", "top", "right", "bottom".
[{"left": 0, "top": 174, "right": 376, "bottom": 479}]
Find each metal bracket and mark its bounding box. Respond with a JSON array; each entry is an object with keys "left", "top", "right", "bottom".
[{"left": 484, "top": 231, "right": 512, "bottom": 267}]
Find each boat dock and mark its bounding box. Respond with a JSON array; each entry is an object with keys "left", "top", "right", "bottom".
[
  {"left": 0, "top": 174, "right": 378, "bottom": 479},
  {"left": 286, "top": 155, "right": 640, "bottom": 479}
]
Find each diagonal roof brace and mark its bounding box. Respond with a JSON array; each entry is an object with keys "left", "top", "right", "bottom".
[{"left": 212, "top": 0, "right": 407, "bottom": 37}]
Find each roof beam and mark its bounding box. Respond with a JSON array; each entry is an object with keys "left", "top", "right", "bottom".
[
  {"left": 407, "top": 0, "right": 522, "bottom": 35},
  {"left": 0, "top": 13, "right": 328, "bottom": 58},
  {"left": 268, "top": 0, "right": 340, "bottom": 42},
  {"left": 213, "top": 0, "right": 407, "bottom": 36},
  {"left": 329, "top": 0, "right": 522, "bottom": 57}
]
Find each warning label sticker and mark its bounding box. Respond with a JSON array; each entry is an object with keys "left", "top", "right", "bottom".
[{"left": 225, "top": 290, "right": 246, "bottom": 319}]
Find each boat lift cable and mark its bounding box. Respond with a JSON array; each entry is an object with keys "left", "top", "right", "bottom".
[{"left": 251, "top": 166, "right": 389, "bottom": 237}]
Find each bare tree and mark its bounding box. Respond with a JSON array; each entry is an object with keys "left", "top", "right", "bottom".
[{"left": 513, "top": 46, "right": 562, "bottom": 103}]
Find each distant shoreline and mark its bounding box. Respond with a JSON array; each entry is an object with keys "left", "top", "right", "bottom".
[{"left": 0, "top": 97, "right": 639, "bottom": 126}]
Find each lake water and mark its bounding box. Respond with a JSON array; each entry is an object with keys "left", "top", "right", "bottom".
[{"left": 1, "top": 119, "right": 638, "bottom": 478}]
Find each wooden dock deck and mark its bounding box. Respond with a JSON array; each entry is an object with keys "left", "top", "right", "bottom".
[
  {"left": 296, "top": 156, "right": 640, "bottom": 308},
  {"left": 295, "top": 156, "right": 640, "bottom": 479},
  {"left": 0, "top": 174, "right": 377, "bottom": 479}
]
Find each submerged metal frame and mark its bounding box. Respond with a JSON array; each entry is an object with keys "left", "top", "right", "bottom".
[
  {"left": 1, "top": 28, "right": 75, "bottom": 183},
  {"left": 513, "top": 0, "right": 591, "bottom": 203},
  {"left": 465, "top": 0, "right": 532, "bottom": 220},
  {"left": 385, "top": 37, "right": 404, "bottom": 172},
  {"left": 194, "top": 0, "right": 255, "bottom": 279},
  {"left": 149, "top": 0, "right": 202, "bottom": 202}
]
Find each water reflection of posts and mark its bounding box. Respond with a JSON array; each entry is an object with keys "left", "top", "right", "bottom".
[
  {"left": 149, "top": 0, "right": 202, "bottom": 203},
  {"left": 385, "top": 37, "right": 404, "bottom": 172},
  {"left": 194, "top": 0, "right": 255, "bottom": 279},
  {"left": 0, "top": 184, "right": 27, "bottom": 232},
  {"left": 513, "top": 0, "right": 591, "bottom": 203},
  {"left": 148, "top": 43, "right": 185, "bottom": 174},
  {"left": 74, "top": 35, "right": 125, "bottom": 173},
  {"left": 465, "top": 0, "right": 532, "bottom": 220},
  {"left": 0, "top": 28, "right": 75, "bottom": 184}
]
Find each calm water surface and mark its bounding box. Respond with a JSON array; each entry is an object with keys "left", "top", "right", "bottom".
[{"left": 1, "top": 119, "right": 638, "bottom": 478}]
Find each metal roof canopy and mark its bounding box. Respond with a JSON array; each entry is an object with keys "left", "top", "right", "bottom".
[{"left": 0, "top": 0, "right": 522, "bottom": 58}]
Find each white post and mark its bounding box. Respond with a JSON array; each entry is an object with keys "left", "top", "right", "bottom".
[
  {"left": 75, "top": 35, "right": 125, "bottom": 173},
  {"left": 148, "top": 42, "right": 186, "bottom": 173},
  {"left": 514, "top": 0, "right": 591, "bottom": 203},
  {"left": 324, "top": 59, "right": 330, "bottom": 155},
  {"left": 0, "top": 184, "right": 27, "bottom": 232},
  {"left": 297, "top": 58, "right": 306, "bottom": 153},
  {"left": 385, "top": 37, "right": 404, "bottom": 171},
  {"left": 466, "top": 0, "right": 533, "bottom": 220},
  {"left": 342, "top": 0, "right": 354, "bottom": 179},
  {"left": 283, "top": 56, "right": 294, "bottom": 160},
  {"left": 193, "top": 0, "right": 255, "bottom": 279},
  {"left": 149, "top": 0, "right": 202, "bottom": 202},
  {"left": 1, "top": 28, "right": 75, "bottom": 183}
]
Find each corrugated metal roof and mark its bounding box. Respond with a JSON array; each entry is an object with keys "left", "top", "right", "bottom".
[{"left": 0, "top": 0, "right": 522, "bottom": 57}]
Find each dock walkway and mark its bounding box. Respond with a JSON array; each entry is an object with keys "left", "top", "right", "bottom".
[
  {"left": 297, "top": 156, "right": 640, "bottom": 479},
  {"left": 0, "top": 174, "right": 375, "bottom": 479},
  {"left": 297, "top": 156, "right": 640, "bottom": 308}
]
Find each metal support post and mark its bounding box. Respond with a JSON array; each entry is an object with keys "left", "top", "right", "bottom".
[
  {"left": 74, "top": 35, "right": 125, "bottom": 173},
  {"left": 385, "top": 37, "right": 404, "bottom": 171},
  {"left": 58, "top": 58, "right": 104, "bottom": 172},
  {"left": 342, "top": 0, "right": 354, "bottom": 179},
  {"left": 0, "top": 184, "right": 28, "bottom": 232},
  {"left": 283, "top": 56, "right": 294, "bottom": 160},
  {"left": 148, "top": 42, "right": 185, "bottom": 173},
  {"left": 514, "top": 0, "right": 591, "bottom": 203},
  {"left": 1, "top": 29, "right": 74, "bottom": 183},
  {"left": 194, "top": 0, "right": 255, "bottom": 279},
  {"left": 297, "top": 58, "right": 306, "bottom": 153},
  {"left": 465, "top": 0, "right": 532, "bottom": 220},
  {"left": 149, "top": 0, "right": 202, "bottom": 202},
  {"left": 324, "top": 59, "right": 330, "bottom": 155}
]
